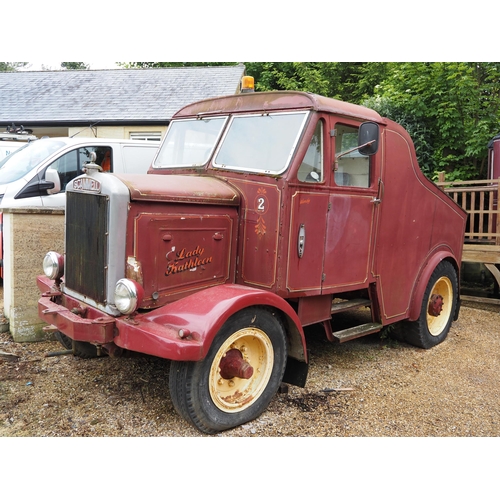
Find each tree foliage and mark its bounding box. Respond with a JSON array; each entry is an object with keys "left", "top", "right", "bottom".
[
  {"left": 244, "top": 62, "right": 390, "bottom": 103},
  {"left": 364, "top": 63, "right": 500, "bottom": 180},
  {"left": 61, "top": 62, "right": 89, "bottom": 70},
  {"left": 0, "top": 62, "right": 28, "bottom": 71},
  {"left": 120, "top": 61, "right": 500, "bottom": 180}
]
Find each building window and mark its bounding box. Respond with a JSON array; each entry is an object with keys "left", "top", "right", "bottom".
[{"left": 129, "top": 132, "right": 162, "bottom": 142}]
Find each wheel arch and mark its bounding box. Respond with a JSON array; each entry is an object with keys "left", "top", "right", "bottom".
[
  {"left": 409, "top": 251, "right": 460, "bottom": 322},
  {"left": 146, "top": 283, "right": 308, "bottom": 364}
]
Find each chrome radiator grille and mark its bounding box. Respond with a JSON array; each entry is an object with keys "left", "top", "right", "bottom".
[{"left": 65, "top": 191, "right": 109, "bottom": 304}]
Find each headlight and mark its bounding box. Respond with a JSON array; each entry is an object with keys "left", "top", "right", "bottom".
[
  {"left": 114, "top": 279, "right": 143, "bottom": 315},
  {"left": 43, "top": 251, "right": 64, "bottom": 280}
]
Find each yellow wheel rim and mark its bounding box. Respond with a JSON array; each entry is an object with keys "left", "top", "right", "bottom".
[
  {"left": 426, "top": 276, "right": 453, "bottom": 336},
  {"left": 209, "top": 327, "right": 274, "bottom": 413}
]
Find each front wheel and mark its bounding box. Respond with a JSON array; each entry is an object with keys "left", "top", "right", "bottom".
[
  {"left": 402, "top": 260, "right": 458, "bottom": 349},
  {"left": 169, "top": 307, "right": 288, "bottom": 434}
]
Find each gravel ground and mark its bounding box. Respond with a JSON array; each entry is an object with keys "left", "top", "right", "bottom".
[{"left": 1, "top": 292, "right": 499, "bottom": 438}]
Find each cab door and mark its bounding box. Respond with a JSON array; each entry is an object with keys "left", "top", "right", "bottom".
[
  {"left": 286, "top": 118, "right": 330, "bottom": 293},
  {"left": 322, "top": 121, "right": 379, "bottom": 292}
]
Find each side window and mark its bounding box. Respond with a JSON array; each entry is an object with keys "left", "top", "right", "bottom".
[
  {"left": 45, "top": 146, "right": 113, "bottom": 193},
  {"left": 334, "top": 124, "right": 370, "bottom": 188},
  {"left": 79, "top": 147, "right": 112, "bottom": 172},
  {"left": 46, "top": 150, "right": 78, "bottom": 192},
  {"left": 298, "top": 121, "right": 323, "bottom": 183}
]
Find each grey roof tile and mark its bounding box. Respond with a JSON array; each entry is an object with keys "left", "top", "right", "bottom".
[{"left": 0, "top": 65, "right": 246, "bottom": 123}]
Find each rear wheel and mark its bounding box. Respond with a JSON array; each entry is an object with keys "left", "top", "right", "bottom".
[
  {"left": 54, "top": 331, "right": 101, "bottom": 359},
  {"left": 402, "top": 260, "right": 458, "bottom": 349},
  {"left": 169, "top": 307, "right": 287, "bottom": 434}
]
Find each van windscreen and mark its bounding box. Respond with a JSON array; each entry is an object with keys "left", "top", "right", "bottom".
[{"left": 0, "top": 140, "right": 65, "bottom": 184}]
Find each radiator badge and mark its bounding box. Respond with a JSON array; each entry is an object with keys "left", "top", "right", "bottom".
[
  {"left": 73, "top": 177, "right": 102, "bottom": 193},
  {"left": 165, "top": 245, "right": 213, "bottom": 276}
]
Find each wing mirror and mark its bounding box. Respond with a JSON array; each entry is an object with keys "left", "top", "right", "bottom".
[
  {"left": 358, "top": 121, "right": 379, "bottom": 156},
  {"left": 334, "top": 121, "right": 380, "bottom": 170},
  {"left": 45, "top": 168, "right": 61, "bottom": 194}
]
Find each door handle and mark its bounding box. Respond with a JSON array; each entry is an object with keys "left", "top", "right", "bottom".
[
  {"left": 371, "top": 178, "right": 384, "bottom": 205},
  {"left": 298, "top": 224, "right": 306, "bottom": 258}
]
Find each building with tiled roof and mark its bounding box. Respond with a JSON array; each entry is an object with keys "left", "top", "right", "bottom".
[{"left": 0, "top": 65, "right": 246, "bottom": 140}]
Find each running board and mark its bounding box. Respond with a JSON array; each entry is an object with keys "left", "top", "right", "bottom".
[
  {"left": 331, "top": 298, "right": 371, "bottom": 314},
  {"left": 332, "top": 322, "right": 383, "bottom": 343}
]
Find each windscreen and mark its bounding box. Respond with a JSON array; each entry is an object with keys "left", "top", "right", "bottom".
[
  {"left": 0, "top": 140, "right": 65, "bottom": 184},
  {"left": 214, "top": 112, "right": 308, "bottom": 174},
  {"left": 153, "top": 117, "right": 227, "bottom": 168}
]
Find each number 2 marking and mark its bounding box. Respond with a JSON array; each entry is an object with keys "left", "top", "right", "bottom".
[{"left": 257, "top": 197, "right": 265, "bottom": 211}]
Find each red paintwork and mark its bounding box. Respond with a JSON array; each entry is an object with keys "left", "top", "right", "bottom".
[
  {"left": 172, "top": 91, "right": 383, "bottom": 124},
  {"left": 38, "top": 90, "right": 466, "bottom": 370},
  {"left": 428, "top": 294, "right": 444, "bottom": 317},
  {"left": 219, "top": 349, "right": 254, "bottom": 379},
  {"left": 124, "top": 201, "right": 239, "bottom": 308},
  {"left": 489, "top": 134, "right": 500, "bottom": 180},
  {"left": 115, "top": 173, "right": 240, "bottom": 206},
  {"left": 37, "top": 275, "right": 307, "bottom": 362}
]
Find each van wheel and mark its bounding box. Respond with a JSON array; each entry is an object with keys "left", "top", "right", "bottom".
[
  {"left": 403, "top": 261, "right": 458, "bottom": 349},
  {"left": 169, "top": 307, "right": 287, "bottom": 434},
  {"left": 54, "top": 331, "right": 101, "bottom": 359}
]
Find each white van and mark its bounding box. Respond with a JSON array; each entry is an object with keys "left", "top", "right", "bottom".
[
  {"left": 0, "top": 141, "right": 25, "bottom": 160},
  {"left": 0, "top": 130, "right": 38, "bottom": 161},
  {"left": 0, "top": 137, "right": 158, "bottom": 208},
  {"left": 0, "top": 137, "right": 159, "bottom": 279}
]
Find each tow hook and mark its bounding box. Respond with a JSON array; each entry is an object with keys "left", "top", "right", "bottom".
[{"left": 71, "top": 306, "right": 87, "bottom": 317}]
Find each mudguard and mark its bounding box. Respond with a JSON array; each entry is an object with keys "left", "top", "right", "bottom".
[
  {"left": 408, "top": 251, "right": 459, "bottom": 321},
  {"left": 115, "top": 283, "right": 308, "bottom": 363}
]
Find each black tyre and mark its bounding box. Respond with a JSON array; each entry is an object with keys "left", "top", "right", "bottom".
[
  {"left": 401, "top": 260, "right": 458, "bottom": 349},
  {"left": 54, "top": 331, "right": 101, "bottom": 359},
  {"left": 169, "top": 307, "right": 288, "bottom": 434}
]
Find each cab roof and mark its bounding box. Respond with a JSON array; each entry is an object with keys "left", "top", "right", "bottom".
[{"left": 173, "top": 91, "right": 384, "bottom": 124}]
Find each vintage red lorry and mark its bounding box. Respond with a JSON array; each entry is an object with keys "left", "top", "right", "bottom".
[{"left": 37, "top": 78, "right": 467, "bottom": 433}]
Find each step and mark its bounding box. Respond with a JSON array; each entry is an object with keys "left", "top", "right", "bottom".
[
  {"left": 332, "top": 322, "right": 383, "bottom": 343},
  {"left": 331, "top": 298, "right": 371, "bottom": 314}
]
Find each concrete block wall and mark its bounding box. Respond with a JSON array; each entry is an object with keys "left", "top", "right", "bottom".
[{"left": 2, "top": 207, "right": 64, "bottom": 342}]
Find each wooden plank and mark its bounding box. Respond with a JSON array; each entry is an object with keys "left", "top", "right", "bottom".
[
  {"left": 461, "top": 295, "right": 500, "bottom": 306},
  {"left": 0, "top": 350, "right": 20, "bottom": 362},
  {"left": 488, "top": 191, "right": 493, "bottom": 236},
  {"left": 497, "top": 182, "right": 500, "bottom": 245},
  {"left": 437, "top": 179, "right": 499, "bottom": 187},
  {"left": 470, "top": 191, "right": 476, "bottom": 237},
  {"left": 479, "top": 191, "right": 485, "bottom": 239},
  {"left": 462, "top": 244, "right": 500, "bottom": 264},
  {"left": 464, "top": 232, "right": 499, "bottom": 238},
  {"left": 444, "top": 186, "right": 497, "bottom": 193}
]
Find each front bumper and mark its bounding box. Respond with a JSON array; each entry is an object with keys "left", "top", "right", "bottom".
[{"left": 37, "top": 276, "right": 205, "bottom": 361}]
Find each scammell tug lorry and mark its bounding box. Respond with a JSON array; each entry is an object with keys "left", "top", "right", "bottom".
[{"left": 37, "top": 77, "right": 467, "bottom": 434}]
